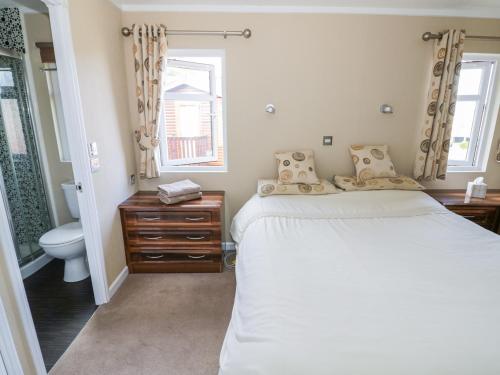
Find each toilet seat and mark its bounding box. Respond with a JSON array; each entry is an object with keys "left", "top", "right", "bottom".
[{"left": 39, "top": 222, "right": 84, "bottom": 247}]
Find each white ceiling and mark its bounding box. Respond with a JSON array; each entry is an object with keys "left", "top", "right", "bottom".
[
  {"left": 0, "top": 0, "right": 47, "bottom": 13},
  {"left": 111, "top": 0, "right": 500, "bottom": 18}
]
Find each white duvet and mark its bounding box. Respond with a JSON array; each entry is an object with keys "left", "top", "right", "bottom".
[{"left": 219, "top": 191, "right": 500, "bottom": 375}]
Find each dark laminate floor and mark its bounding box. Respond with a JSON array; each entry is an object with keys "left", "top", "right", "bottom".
[{"left": 23, "top": 259, "right": 97, "bottom": 371}]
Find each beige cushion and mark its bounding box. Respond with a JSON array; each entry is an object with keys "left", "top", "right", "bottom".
[
  {"left": 349, "top": 145, "right": 397, "bottom": 181},
  {"left": 275, "top": 150, "right": 320, "bottom": 184},
  {"left": 334, "top": 175, "right": 424, "bottom": 191},
  {"left": 258, "top": 179, "right": 338, "bottom": 196}
]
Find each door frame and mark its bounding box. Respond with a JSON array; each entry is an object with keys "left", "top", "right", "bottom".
[
  {"left": 0, "top": 0, "right": 111, "bottom": 373},
  {"left": 0, "top": 295, "right": 24, "bottom": 375}
]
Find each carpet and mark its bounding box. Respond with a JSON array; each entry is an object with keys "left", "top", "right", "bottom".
[{"left": 49, "top": 272, "right": 235, "bottom": 375}]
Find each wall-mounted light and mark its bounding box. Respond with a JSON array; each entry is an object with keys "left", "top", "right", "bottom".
[
  {"left": 380, "top": 104, "right": 393, "bottom": 114},
  {"left": 265, "top": 104, "right": 276, "bottom": 114}
]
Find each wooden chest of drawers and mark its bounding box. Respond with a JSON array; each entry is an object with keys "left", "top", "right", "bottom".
[
  {"left": 426, "top": 189, "right": 500, "bottom": 233},
  {"left": 119, "top": 191, "right": 224, "bottom": 273}
]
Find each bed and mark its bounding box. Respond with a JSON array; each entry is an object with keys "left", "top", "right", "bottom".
[{"left": 219, "top": 190, "right": 500, "bottom": 375}]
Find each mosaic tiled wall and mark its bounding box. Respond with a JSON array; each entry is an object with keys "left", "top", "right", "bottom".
[{"left": 0, "top": 8, "right": 25, "bottom": 54}]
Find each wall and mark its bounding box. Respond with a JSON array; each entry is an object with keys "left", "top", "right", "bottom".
[
  {"left": 23, "top": 12, "right": 74, "bottom": 226},
  {"left": 68, "top": 0, "right": 137, "bottom": 285},
  {"left": 121, "top": 12, "right": 500, "bottom": 237}
]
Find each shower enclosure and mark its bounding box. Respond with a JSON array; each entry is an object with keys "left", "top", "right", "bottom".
[{"left": 0, "top": 47, "right": 52, "bottom": 266}]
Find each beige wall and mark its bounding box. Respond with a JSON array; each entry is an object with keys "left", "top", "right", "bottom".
[
  {"left": 0, "top": 247, "right": 36, "bottom": 374},
  {"left": 23, "top": 12, "right": 74, "bottom": 226},
  {"left": 122, "top": 12, "right": 500, "bottom": 237},
  {"left": 69, "top": 0, "right": 137, "bottom": 285}
]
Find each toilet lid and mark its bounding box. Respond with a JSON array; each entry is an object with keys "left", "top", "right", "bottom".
[{"left": 39, "top": 222, "right": 84, "bottom": 246}]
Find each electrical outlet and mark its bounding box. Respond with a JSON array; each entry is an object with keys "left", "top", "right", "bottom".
[
  {"left": 323, "top": 136, "right": 333, "bottom": 146},
  {"left": 130, "top": 174, "right": 136, "bottom": 185}
]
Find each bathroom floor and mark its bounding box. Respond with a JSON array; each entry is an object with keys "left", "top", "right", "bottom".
[{"left": 23, "top": 259, "right": 97, "bottom": 371}]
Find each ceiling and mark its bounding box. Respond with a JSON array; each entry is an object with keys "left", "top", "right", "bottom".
[
  {"left": 0, "top": 0, "right": 47, "bottom": 13},
  {"left": 111, "top": 0, "right": 500, "bottom": 18}
]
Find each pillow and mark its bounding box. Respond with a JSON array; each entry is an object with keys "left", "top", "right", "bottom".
[
  {"left": 275, "top": 150, "right": 320, "bottom": 184},
  {"left": 349, "top": 145, "right": 397, "bottom": 181},
  {"left": 334, "top": 175, "right": 424, "bottom": 191},
  {"left": 258, "top": 179, "right": 338, "bottom": 196}
]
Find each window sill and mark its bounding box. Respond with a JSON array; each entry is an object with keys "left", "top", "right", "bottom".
[
  {"left": 159, "top": 166, "right": 227, "bottom": 173},
  {"left": 447, "top": 166, "right": 486, "bottom": 173}
]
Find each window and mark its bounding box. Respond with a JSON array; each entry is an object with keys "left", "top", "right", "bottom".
[
  {"left": 448, "top": 54, "right": 499, "bottom": 172},
  {"left": 159, "top": 50, "right": 226, "bottom": 172},
  {"left": 43, "top": 64, "right": 71, "bottom": 162}
]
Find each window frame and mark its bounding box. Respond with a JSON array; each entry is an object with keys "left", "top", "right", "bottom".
[
  {"left": 158, "top": 49, "right": 227, "bottom": 173},
  {"left": 448, "top": 54, "right": 500, "bottom": 173}
]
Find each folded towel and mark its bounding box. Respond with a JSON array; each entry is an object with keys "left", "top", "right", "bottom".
[
  {"left": 158, "top": 191, "right": 202, "bottom": 205},
  {"left": 158, "top": 179, "right": 201, "bottom": 198}
]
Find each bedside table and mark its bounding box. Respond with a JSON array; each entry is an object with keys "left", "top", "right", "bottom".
[
  {"left": 119, "top": 191, "right": 224, "bottom": 273},
  {"left": 426, "top": 189, "right": 500, "bottom": 233}
]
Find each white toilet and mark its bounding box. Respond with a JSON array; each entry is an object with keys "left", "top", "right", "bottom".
[{"left": 39, "top": 181, "right": 89, "bottom": 282}]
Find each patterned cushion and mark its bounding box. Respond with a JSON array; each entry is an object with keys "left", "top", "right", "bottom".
[
  {"left": 258, "top": 179, "right": 338, "bottom": 196},
  {"left": 275, "top": 150, "right": 320, "bottom": 184},
  {"left": 333, "top": 175, "right": 424, "bottom": 191},
  {"left": 349, "top": 145, "right": 397, "bottom": 181}
]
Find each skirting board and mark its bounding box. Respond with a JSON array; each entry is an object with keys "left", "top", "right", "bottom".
[
  {"left": 20, "top": 253, "right": 53, "bottom": 279},
  {"left": 108, "top": 266, "right": 129, "bottom": 300},
  {"left": 223, "top": 242, "right": 236, "bottom": 252}
]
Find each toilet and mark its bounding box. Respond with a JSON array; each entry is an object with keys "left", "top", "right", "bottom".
[{"left": 39, "top": 181, "right": 89, "bottom": 282}]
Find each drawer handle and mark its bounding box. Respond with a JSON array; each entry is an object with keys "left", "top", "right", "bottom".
[
  {"left": 142, "top": 217, "right": 161, "bottom": 221},
  {"left": 186, "top": 236, "right": 206, "bottom": 240},
  {"left": 185, "top": 217, "right": 206, "bottom": 222},
  {"left": 143, "top": 236, "right": 163, "bottom": 240},
  {"left": 188, "top": 255, "right": 206, "bottom": 259},
  {"left": 463, "top": 215, "right": 480, "bottom": 219},
  {"left": 144, "top": 254, "right": 165, "bottom": 260}
]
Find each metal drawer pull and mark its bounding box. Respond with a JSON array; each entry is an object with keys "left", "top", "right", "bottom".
[
  {"left": 463, "top": 215, "right": 481, "bottom": 219},
  {"left": 186, "top": 236, "right": 206, "bottom": 240},
  {"left": 144, "top": 254, "right": 165, "bottom": 259},
  {"left": 143, "top": 236, "right": 163, "bottom": 240},
  {"left": 142, "top": 217, "right": 161, "bottom": 221},
  {"left": 188, "top": 255, "right": 207, "bottom": 259},
  {"left": 185, "top": 217, "right": 205, "bottom": 222}
]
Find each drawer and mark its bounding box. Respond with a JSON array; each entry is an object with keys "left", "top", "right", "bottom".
[
  {"left": 125, "top": 211, "right": 213, "bottom": 228},
  {"left": 447, "top": 205, "right": 497, "bottom": 229},
  {"left": 129, "top": 250, "right": 222, "bottom": 273},
  {"left": 127, "top": 229, "right": 220, "bottom": 247}
]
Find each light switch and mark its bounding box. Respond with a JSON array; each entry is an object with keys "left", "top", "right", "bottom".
[
  {"left": 89, "top": 142, "right": 100, "bottom": 172},
  {"left": 323, "top": 136, "right": 333, "bottom": 146},
  {"left": 89, "top": 142, "right": 99, "bottom": 157}
]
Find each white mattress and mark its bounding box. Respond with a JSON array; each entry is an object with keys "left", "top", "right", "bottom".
[{"left": 219, "top": 190, "right": 500, "bottom": 375}]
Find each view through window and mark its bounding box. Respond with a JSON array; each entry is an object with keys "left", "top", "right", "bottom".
[{"left": 159, "top": 52, "right": 225, "bottom": 170}]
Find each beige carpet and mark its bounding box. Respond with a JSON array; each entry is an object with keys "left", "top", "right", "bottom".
[{"left": 50, "top": 272, "right": 235, "bottom": 375}]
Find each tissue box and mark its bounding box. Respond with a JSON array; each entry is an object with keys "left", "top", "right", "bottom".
[{"left": 467, "top": 180, "right": 487, "bottom": 199}]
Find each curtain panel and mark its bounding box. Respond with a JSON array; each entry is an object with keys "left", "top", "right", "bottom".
[
  {"left": 132, "top": 24, "right": 167, "bottom": 179},
  {"left": 414, "top": 29, "right": 465, "bottom": 181}
]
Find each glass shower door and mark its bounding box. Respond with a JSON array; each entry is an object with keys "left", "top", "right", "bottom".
[{"left": 0, "top": 51, "right": 52, "bottom": 266}]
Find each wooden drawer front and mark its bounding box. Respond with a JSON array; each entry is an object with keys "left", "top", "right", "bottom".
[
  {"left": 127, "top": 230, "right": 219, "bottom": 247},
  {"left": 448, "top": 206, "right": 497, "bottom": 229},
  {"left": 129, "top": 250, "right": 222, "bottom": 273},
  {"left": 126, "top": 211, "right": 213, "bottom": 227}
]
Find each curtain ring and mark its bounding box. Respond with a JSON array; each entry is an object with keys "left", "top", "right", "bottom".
[{"left": 223, "top": 30, "right": 227, "bottom": 39}]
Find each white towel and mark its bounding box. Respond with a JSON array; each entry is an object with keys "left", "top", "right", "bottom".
[
  {"left": 158, "top": 191, "right": 202, "bottom": 205},
  {"left": 157, "top": 179, "right": 201, "bottom": 198}
]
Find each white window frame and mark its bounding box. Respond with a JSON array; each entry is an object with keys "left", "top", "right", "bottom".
[
  {"left": 159, "top": 49, "right": 227, "bottom": 173},
  {"left": 448, "top": 54, "right": 500, "bottom": 173}
]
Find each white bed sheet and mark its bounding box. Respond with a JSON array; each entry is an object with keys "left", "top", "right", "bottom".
[{"left": 220, "top": 191, "right": 500, "bottom": 375}]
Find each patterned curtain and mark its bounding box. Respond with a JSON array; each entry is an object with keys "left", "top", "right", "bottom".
[
  {"left": 132, "top": 24, "right": 167, "bottom": 179},
  {"left": 414, "top": 29, "right": 465, "bottom": 181}
]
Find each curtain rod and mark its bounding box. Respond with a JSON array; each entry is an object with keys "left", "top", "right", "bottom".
[
  {"left": 121, "top": 26, "right": 251, "bottom": 39},
  {"left": 422, "top": 31, "right": 500, "bottom": 42}
]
